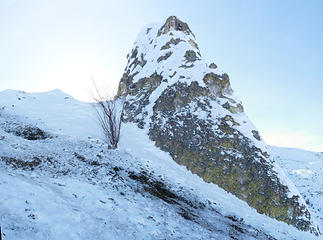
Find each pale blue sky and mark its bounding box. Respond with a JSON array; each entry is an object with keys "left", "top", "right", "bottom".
[{"left": 0, "top": 0, "right": 322, "bottom": 151}]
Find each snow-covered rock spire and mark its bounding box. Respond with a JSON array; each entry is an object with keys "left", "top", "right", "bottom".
[{"left": 117, "top": 16, "right": 319, "bottom": 234}]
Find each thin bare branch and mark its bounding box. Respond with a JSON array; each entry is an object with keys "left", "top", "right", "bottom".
[{"left": 91, "top": 79, "right": 125, "bottom": 149}]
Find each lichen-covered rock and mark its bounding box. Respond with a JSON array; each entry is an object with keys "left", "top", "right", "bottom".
[
  {"left": 209, "top": 63, "right": 218, "bottom": 69},
  {"left": 117, "top": 16, "right": 319, "bottom": 234},
  {"left": 160, "top": 38, "right": 182, "bottom": 50},
  {"left": 184, "top": 50, "right": 199, "bottom": 62},
  {"left": 157, "top": 51, "right": 173, "bottom": 63},
  {"left": 203, "top": 72, "right": 232, "bottom": 96}
]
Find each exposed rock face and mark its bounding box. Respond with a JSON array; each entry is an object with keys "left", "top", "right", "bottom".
[
  {"left": 117, "top": 16, "right": 319, "bottom": 234},
  {"left": 157, "top": 16, "right": 194, "bottom": 37}
]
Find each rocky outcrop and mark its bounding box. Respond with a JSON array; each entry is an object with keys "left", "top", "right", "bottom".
[
  {"left": 117, "top": 16, "right": 319, "bottom": 234},
  {"left": 157, "top": 16, "right": 194, "bottom": 37}
]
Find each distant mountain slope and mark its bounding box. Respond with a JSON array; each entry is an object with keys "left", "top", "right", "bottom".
[
  {"left": 117, "top": 16, "right": 318, "bottom": 233},
  {"left": 270, "top": 146, "right": 323, "bottom": 231},
  {"left": 0, "top": 89, "right": 319, "bottom": 239}
]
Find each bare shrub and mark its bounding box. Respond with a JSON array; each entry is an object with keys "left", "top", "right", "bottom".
[{"left": 92, "top": 80, "right": 125, "bottom": 149}]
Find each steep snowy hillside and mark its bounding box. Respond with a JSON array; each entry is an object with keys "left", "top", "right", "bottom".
[
  {"left": 117, "top": 16, "right": 318, "bottom": 233},
  {"left": 271, "top": 146, "right": 323, "bottom": 231},
  {"left": 0, "top": 89, "right": 320, "bottom": 239}
]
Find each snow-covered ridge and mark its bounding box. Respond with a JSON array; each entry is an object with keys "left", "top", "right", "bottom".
[
  {"left": 0, "top": 89, "right": 101, "bottom": 139},
  {"left": 0, "top": 88, "right": 321, "bottom": 239}
]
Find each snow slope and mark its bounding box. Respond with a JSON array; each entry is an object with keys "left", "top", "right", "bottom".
[
  {"left": 0, "top": 89, "right": 321, "bottom": 239},
  {"left": 0, "top": 89, "right": 101, "bottom": 139},
  {"left": 270, "top": 146, "right": 323, "bottom": 232}
]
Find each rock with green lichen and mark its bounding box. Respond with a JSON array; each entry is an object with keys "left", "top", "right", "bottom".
[
  {"left": 160, "top": 38, "right": 182, "bottom": 50},
  {"left": 209, "top": 63, "right": 218, "bottom": 69},
  {"left": 116, "top": 16, "right": 320, "bottom": 235}
]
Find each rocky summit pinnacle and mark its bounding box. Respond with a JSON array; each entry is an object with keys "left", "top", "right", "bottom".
[
  {"left": 157, "top": 16, "right": 194, "bottom": 37},
  {"left": 117, "top": 16, "right": 319, "bottom": 234}
]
